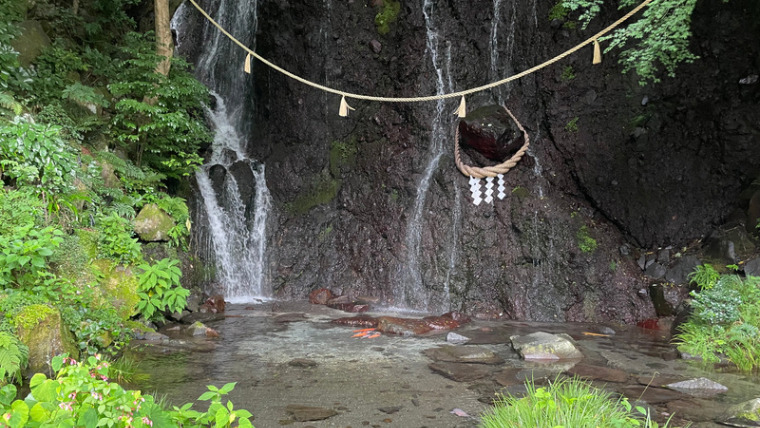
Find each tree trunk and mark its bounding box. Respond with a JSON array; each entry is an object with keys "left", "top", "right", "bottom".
[{"left": 154, "top": 0, "right": 172, "bottom": 77}]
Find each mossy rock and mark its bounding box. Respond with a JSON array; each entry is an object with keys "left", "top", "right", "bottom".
[
  {"left": 134, "top": 203, "right": 175, "bottom": 242},
  {"left": 9, "top": 20, "right": 51, "bottom": 67},
  {"left": 15, "top": 304, "right": 78, "bottom": 377},
  {"left": 90, "top": 259, "right": 140, "bottom": 320},
  {"left": 99, "top": 160, "right": 121, "bottom": 189},
  {"left": 75, "top": 228, "right": 100, "bottom": 260}
]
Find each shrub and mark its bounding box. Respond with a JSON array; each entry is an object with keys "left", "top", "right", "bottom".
[
  {"left": 675, "top": 274, "right": 760, "bottom": 371},
  {"left": 0, "top": 354, "right": 254, "bottom": 427},
  {"left": 135, "top": 258, "right": 189, "bottom": 322},
  {"left": 687, "top": 264, "right": 719, "bottom": 290},
  {"left": 96, "top": 213, "right": 142, "bottom": 265},
  {"left": 480, "top": 377, "right": 671, "bottom": 427}
]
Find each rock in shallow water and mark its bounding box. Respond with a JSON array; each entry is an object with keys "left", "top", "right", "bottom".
[
  {"left": 510, "top": 331, "right": 583, "bottom": 360},
  {"left": 284, "top": 405, "right": 338, "bottom": 422},
  {"left": 422, "top": 345, "right": 503, "bottom": 364},
  {"left": 428, "top": 362, "right": 491, "bottom": 382},
  {"left": 666, "top": 377, "right": 728, "bottom": 398},
  {"left": 377, "top": 316, "right": 432, "bottom": 336}
]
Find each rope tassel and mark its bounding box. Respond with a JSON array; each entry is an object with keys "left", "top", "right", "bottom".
[
  {"left": 592, "top": 39, "right": 602, "bottom": 65},
  {"left": 454, "top": 96, "right": 467, "bottom": 118},
  {"left": 339, "top": 95, "right": 355, "bottom": 117},
  {"left": 244, "top": 53, "right": 252, "bottom": 74}
]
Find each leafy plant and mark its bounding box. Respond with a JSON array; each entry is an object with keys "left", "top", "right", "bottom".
[
  {"left": 375, "top": 0, "right": 401, "bottom": 35},
  {"left": 675, "top": 274, "right": 760, "bottom": 371},
  {"left": 480, "top": 377, "right": 673, "bottom": 427},
  {"left": 108, "top": 32, "right": 210, "bottom": 179},
  {"left": 96, "top": 213, "right": 142, "bottom": 265},
  {"left": 0, "top": 224, "right": 63, "bottom": 288},
  {"left": 576, "top": 225, "right": 597, "bottom": 253},
  {"left": 561, "top": 65, "right": 576, "bottom": 81},
  {"left": 136, "top": 258, "right": 189, "bottom": 322},
  {"left": 565, "top": 116, "right": 580, "bottom": 133},
  {"left": 0, "top": 354, "right": 255, "bottom": 427},
  {"left": 0, "top": 332, "right": 28, "bottom": 385},
  {"left": 561, "top": 0, "right": 702, "bottom": 85},
  {"left": 687, "top": 263, "right": 719, "bottom": 290},
  {"left": 0, "top": 117, "right": 78, "bottom": 197}
]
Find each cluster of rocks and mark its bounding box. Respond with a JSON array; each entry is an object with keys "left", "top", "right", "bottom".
[
  {"left": 330, "top": 311, "right": 471, "bottom": 336},
  {"left": 421, "top": 329, "right": 760, "bottom": 426},
  {"left": 136, "top": 293, "right": 228, "bottom": 342}
]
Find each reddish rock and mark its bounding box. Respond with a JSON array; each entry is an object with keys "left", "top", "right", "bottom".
[
  {"left": 423, "top": 316, "right": 460, "bottom": 330},
  {"left": 309, "top": 288, "right": 334, "bottom": 305},
  {"left": 199, "top": 294, "right": 226, "bottom": 313},
  {"left": 326, "top": 295, "right": 351, "bottom": 305},
  {"left": 327, "top": 302, "right": 370, "bottom": 313},
  {"left": 331, "top": 316, "right": 379, "bottom": 328},
  {"left": 377, "top": 317, "right": 432, "bottom": 336}
]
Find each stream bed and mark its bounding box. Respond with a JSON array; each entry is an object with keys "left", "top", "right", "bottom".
[{"left": 127, "top": 302, "right": 760, "bottom": 427}]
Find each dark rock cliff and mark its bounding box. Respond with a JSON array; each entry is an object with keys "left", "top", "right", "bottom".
[{"left": 177, "top": 0, "right": 760, "bottom": 323}]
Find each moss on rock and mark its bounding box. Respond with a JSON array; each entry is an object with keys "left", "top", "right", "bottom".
[
  {"left": 15, "top": 304, "right": 78, "bottom": 376},
  {"left": 134, "top": 203, "right": 175, "bottom": 242},
  {"left": 90, "top": 259, "right": 140, "bottom": 320}
]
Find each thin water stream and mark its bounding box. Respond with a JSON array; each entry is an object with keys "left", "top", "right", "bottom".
[{"left": 130, "top": 302, "right": 760, "bottom": 427}]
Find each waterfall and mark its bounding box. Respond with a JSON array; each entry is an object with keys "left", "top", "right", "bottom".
[
  {"left": 489, "top": 0, "right": 517, "bottom": 103},
  {"left": 173, "top": 0, "right": 272, "bottom": 301},
  {"left": 396, "top": 0, "right": 456, "bottom": 313}
]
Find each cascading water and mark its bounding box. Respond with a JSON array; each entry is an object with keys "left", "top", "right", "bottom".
[
  {"left": 396, "top": 1, "right": 459, "bottom": 313},
  {"left": 172, "top": 0, "right": 272, "bottom": 301},
  {"left": 489, "top": 0, "right": 517, "bottom": 104}
]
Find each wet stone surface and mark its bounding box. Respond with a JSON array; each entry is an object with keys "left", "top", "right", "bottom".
[{"left": 129, "top": 302, "right": 760, "bottom": 427}]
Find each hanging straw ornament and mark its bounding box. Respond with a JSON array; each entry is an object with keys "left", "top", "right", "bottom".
[
  {"left": 592, "top": 39, "right": 602, "bottom": 65},
  {"left": 244, "top": 53, "right": 252, "bottom": 74},
  {"left": 454, "top": 96, "right": 467, "bottom": 118},
  {"left": 339, "top": 95, "right": 355, "bottom": 117}
]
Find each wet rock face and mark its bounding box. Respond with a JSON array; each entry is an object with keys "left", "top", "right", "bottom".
[{"left": 180, "top": 0, "right": 758, "bottom": 323}]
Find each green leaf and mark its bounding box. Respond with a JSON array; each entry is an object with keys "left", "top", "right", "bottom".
[
  {"left": 78, "top": 407, "right": 98, "bottom": 428},
  {"left": 197, "top": 391, "right": 216, "bottom": 401},
  {"left": 219, "top": 382, "right": 236, "bottom": 395},
  {"left": 29, "top": 402, "right": 51, "bottom": 422}
]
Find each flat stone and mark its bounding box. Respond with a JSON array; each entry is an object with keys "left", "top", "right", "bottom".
[
  {"left": 422, "top": 345, "right": 503, "bottom": 364},
  {"left": 446, "top": 332, "right": 471, "bottom": 344},
  {"left": 565, "top": 364, "right": 628, "bottom": 383},
  {"left": 378, "top": 406, "right": 401, "bottom": 414},
  {"left": 428, "top": 362, "right": 491, "bottom": 382},
  {"left": 666, "top": 399, "right": 728, "bottom": 422},
  {"left": 288, "top": 358, "right": 318, "bottom": 368},
  {"left": 377, "top": 317, "right": 432, "bottom": 336},
  {"left": 422, "top": 315, "right": 461, "bottom": 330},
  {"left": 666, "top": 377, "right": 728, "bottom": 398},
  {"left": 510, "top": 331, "right": 583, "bottom": 360},
  {"left": 492, "top": 368, "right": 522, "bottom": 387},
  {"left": 622, "top": 385, "right": 685, "bottom": 404},
  {"left": 284, "top": 405, "right": 338, "bottom": 422},
  {"left": 722, "top": 398, "right": 760, "bottom": 427}
]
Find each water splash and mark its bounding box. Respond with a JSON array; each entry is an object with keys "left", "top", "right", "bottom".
[
  {"left": 173, "top": 0, "right": 271, "bottom": 301},
  {"left": 194, "top": 96, "right": 272, "bottom": 301}
]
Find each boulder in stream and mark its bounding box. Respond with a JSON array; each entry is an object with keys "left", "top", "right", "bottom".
[{"left": 510, "top": 331, "right": 583, "bottom": 360}]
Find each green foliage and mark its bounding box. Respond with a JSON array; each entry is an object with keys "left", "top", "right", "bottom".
[
  {"left": 576, "top": 225, "right": 597, "bottom": 253},
  {"left": 96, "top": 213, "right": 142, "bottom": 265},
  {"left": 549, "top": 2, "right": 570, "bottom": 21},
  {"left": 136, "top": 258, "right": 189, "bottom": 322},
  {"left": 0, "top": 118, "right": 78, "bottom": 196},
  {"left": 675, "top": 274, "right": 760, "bottom": 371},
  {"left": 480, "top": 377, "right": 672, "bottom": 427},
  {"left": 561, "top": 65, "right": 576, "bottom": 81},
  {"left": 565, "top": 116, "right": 580, "bottom": 133},
  {"left": 687, "top": 263, "right": 720, "bottom": 290},
  {"left": 375, "top": 0, "right": 401, "bottom": 35},
  {"left": 108, "top": 32, "right": 210, "bottom": 179},
  {"left": 0, "top": 354, "right": 255, "bottom": 427},
  {"left": 0, "top": 223, "right": 63, "bottom": 288},
  {"left": 0, "top": 332, "right": 28, "bottom": 385},
  {"left": 561, "top": 0, "right": 700, "bottom": 85},
  {"left": 0, "top": 2, "right": 23, "bottom": 94}
]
